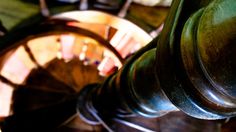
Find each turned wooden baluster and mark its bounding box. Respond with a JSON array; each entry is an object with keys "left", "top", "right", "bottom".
[{"left": 79, "top": 0, "right": 236, "bottom": 124}]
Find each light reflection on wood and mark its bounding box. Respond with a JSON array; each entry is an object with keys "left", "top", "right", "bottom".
[
  {"left": 0, "top": 82, "right": 13, "bottom": 116},
  {"left": 59, "top": 34, "right": 75, "bottom": 61},
  {"left": 67, "top": 22, "right": 110, "bottom": 39},
  {"left": 1, "top": 46, "right": 34, "bottom": 84},
  {"left": 27, "top": 35, "right": 60, "bottom": 66},
  {"left": 55, "top": 11, "right": 152, "bottom": 46}
]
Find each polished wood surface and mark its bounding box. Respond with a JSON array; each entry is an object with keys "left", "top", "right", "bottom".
[{"left": 0, "top": 0, "right": 235, "bottom": 131}]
